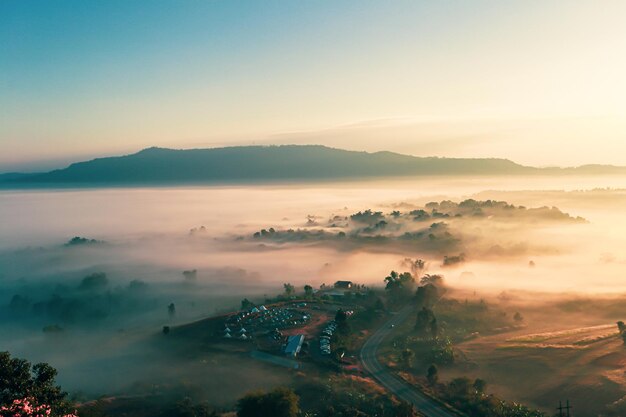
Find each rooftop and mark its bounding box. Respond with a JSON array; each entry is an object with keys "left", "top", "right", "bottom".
[{"left": 284, "top": 334, "right": 305, "bottom": 357}]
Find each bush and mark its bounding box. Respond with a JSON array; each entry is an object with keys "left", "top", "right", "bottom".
[{"left": 237, "top": 387, "right": 299, "bottom": 417}]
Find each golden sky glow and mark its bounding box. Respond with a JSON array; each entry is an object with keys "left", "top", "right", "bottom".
[{"left": 1, "top": 1, "right": 626, "bottom": 170}]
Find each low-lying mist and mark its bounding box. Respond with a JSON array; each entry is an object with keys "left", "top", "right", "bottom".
[{"left": 2, "top": 176, "right": 626, "bottom": 402}]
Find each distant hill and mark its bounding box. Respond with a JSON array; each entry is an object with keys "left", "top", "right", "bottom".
[
  {"left": 0, "top": 172, "right": 38, "bottom": 182},
  {"left": 2, "top": 145, "right": 626, "bottom": 187}
]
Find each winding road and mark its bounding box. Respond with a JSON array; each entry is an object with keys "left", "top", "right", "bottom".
[{"left": 360, "top": 305, "right": 458, "bottom": 417}]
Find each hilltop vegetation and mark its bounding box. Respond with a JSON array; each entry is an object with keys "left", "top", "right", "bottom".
[{"left": 247, "top": 199, "right": 585, "bottom": 260}]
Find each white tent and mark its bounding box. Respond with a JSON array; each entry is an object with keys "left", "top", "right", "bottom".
[
  {"left": 239, "top": 334, "right": 248, "bottom": 340},
  {"left": 224, "top": 333, "right": 232, "bottom": 339},
  {"left": 250, "top": 307, "right": 260, "bottom": 313},
  {"left": 259, "top": 305, "right": 268, "bottom": 311}
]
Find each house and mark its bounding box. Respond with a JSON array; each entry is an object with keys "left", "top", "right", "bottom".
[
  {"left": 334, "top": 280, "right": 353, "bottom": 289},
  {"left": 284, "top": 334, "right": 305, "bottom": 357}
]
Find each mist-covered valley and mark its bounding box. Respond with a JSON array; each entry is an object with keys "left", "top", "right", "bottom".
[{"left": 3, "top": 176, "right": 626, "bottom": 413}]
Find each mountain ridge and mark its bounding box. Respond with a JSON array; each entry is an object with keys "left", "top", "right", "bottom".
[{"left": 2, "top": 145, "right": 626, "bottom": 187}]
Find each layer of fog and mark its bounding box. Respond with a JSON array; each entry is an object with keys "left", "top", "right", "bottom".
[{"left": 3, "top": 175, "right": 626, "bottom": 401}]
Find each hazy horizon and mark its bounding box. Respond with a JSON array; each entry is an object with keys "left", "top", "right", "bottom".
[{"left": 5, "top": 143, "right": 626, "bottom": 174}]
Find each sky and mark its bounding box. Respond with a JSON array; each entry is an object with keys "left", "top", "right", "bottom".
[{"left": 1, "top": 0, "right": 626, "bottom": 172}]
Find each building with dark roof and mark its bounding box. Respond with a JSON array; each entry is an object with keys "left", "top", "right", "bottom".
[{"left": 284, "top": 334, "right": 305, "bottom": 357}]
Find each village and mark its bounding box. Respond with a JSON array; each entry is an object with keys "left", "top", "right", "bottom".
[{"left": 173, "top": 279, "right": 367, "bottom": 370}]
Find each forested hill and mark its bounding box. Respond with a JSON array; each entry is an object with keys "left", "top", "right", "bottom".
[{"left": 2, "top": 145, "right": 625, "bottom": 186}]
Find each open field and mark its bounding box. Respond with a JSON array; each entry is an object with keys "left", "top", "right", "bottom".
[
  {"left": 372, "top": 290, "right": 626, "bottom": 416},
  {"left": 505, "top": 324, "right": 618, "bottom": 348},
  {"left": 453, "top": 314, "right": 626, "bottom": 416}
]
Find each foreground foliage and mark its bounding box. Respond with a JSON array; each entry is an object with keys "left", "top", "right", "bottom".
[{"left": 0, "top": 352, "right": 76, "bottom": 417}]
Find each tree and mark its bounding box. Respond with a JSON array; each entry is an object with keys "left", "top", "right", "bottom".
[
  {"left": 514, "top": 312, "right": 524, "bottom": 322},
  {"left": 618, "top": 321, "right": 626, "bottom": 334},
  {"left": 400, "top": 349, "right": 414, "bottom": 368},
  {"left": 128, "top": 279, "right": 148, "bottom": 291},
  {"left": 283, "top": 283, "right": 295, "bottom": 297},
  {"left": 335, "top": 309, "right": 351, "bottom": 335},
  {"left": 241, "top": 298, "right": 254, "bottom": 310},
  {"left": 168, "top": 303, "right": 176, "bottom": 318},
  {"left": 78, "top": 272, "right": 108, "bottom": 291},
  {"left": 446, "top": 377, "right": 473, "bottom": 399},
  {"left": 304, "top": 285, "right": 313, "bottom": 298},
  {"left": 420, "top": 274, "right": 443, "bottom": 287},
  {"left": 335, "top": 309, "right": 347, "bottom": 323},
  {"left": 431, "top": 337, "right": 455, "bottom": 365},
  {"left": 1, "top": 398, "right": 78, "bottom": 417},
  {"left": 182, "top": 269, "right": 198, "bottom": 281},
  {"left": 384, "top": 271, "right": 415, "bottom": 291},
  {"left": 171, "top": 397, "right": 218, "bottom": 417},
  {"left": 0, "top": 351, "right": 75, "bottom": 416},
  {"left": 473, "top": 378, "right": 487, "bottom": 394},
  {"left": 384, "top": 270, "right": 399, "bottom": 288},
  {"left": 402, "top": 258, "right": 426, "bottom": 275},
  {"left": 394, "top": 400, "right": 418, "bottom": 417},
  {"left": 430, "top": 318, "right": 439, "bottom": 339},
  {"left": 384, "top": 271, "right": 415, "bottom": 301},
  {"left": 415, "top": 307, "right": 436, "bottom": 337},
  {"left": 237, "top": 387, "right": 299, "bottom": 417},
  {"left": 427, "top": 364, "right": 439, "bottom": 386},
  {"left": 415, "top": 283, "right": 439, "bottom": 308}
]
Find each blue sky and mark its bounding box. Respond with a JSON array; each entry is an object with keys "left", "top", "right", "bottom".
[{"left": 2, "top": 1, "right": 626, "bottom": 171}]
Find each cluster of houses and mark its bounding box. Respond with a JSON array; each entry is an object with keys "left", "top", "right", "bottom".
[
  {"left": 223, "top": 305, "right": 310, "bottom": 341},
  {"left": 249, "top": 306, "right": 310, "bottom": 330},
  {"left": 222, "top": 325, "right": 250, "bottom": 340},
  {"left": 219, "top": 285, "right": 361, "bottom": 361}
]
